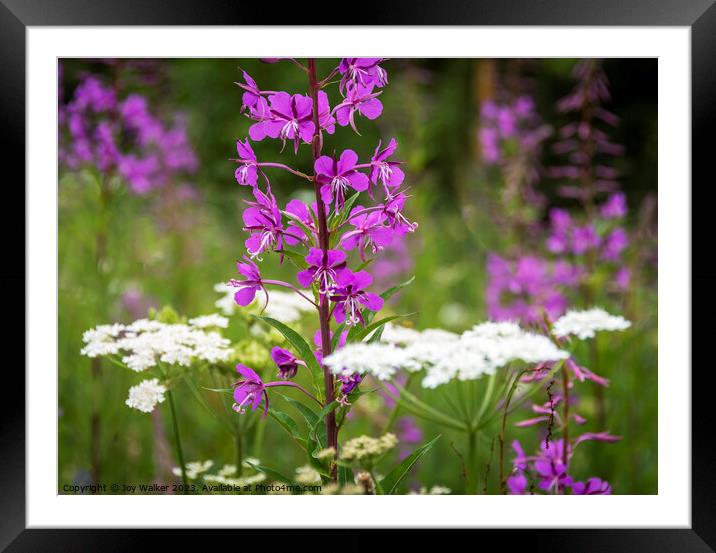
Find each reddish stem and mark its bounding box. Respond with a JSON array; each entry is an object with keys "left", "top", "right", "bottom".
[{"left": 307, "top": 58, "right": 338, "bottom": 480}]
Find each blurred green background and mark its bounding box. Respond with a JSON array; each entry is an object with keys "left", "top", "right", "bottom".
[{"left": 58, "top": 58, "right": 657, "bottom": 494}]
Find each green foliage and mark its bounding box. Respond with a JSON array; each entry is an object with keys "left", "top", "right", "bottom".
[{"left": 379, "top": 435, "right": 442, "bottom": 495}]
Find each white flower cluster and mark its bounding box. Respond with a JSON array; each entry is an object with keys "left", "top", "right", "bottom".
[
  {"left": 319, "top": 483, "right": 364, "bottom": 495},
  {"left": 203, "top": 472, "right": 267, "bottom": 487},
  {"left": 324, "top": 321, "right": 569, "bottom": 389},
  {"left": 173, "top": 460, "right": 214, "bottom": 479},
  {"left": 173, "top": 460, "right": 268, "bottom": 487},
  {"left": 340, "top": 433, "right": 399, "bottom": 465},
  {"left": 125, "top": 378, "right": 167, "bottom": 413},
  {"left": 215, "top": 283, "right": 313, "bottom": 323},
  {"left": 295, "top": 465, "right": 322, "bottom": 485},
  {"left": 380, "top": 323, "right": 459, "bottom": 346},
  {"left": 81, "top": 317, "right": 232, "bottom": 371},
  {"left": 408, "top": 485, "right": 452, "bottom": 495},
  {"left": 552, "top": 308, "right": 631, "bottom": 340},
  {"left": 187, "top": 314, "right": 229, "bottom": 328}
]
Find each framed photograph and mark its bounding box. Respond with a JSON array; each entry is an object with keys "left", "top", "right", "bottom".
[{"left": 5, "top": 0, "right": 711, "bottom": 549}]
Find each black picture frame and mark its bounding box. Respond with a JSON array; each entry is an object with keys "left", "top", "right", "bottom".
[{"left": 2, "top": 0, "right": 711, "bottom": 550}]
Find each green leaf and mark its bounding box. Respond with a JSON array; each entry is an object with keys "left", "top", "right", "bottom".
[
  {"left": 278, "top": 393, "right": 327, "bottom": 449},
  {"left": 277, "top": 394, "right": 331, "bottom": 473},
  {"left": 275, "top": 249, "right": 308, "bottom": 269},
  {"left": 381, "top": 275, "right": 415, "bottom": 301},
  {"left": 254, "top": 315, "right": 325, "bottom": 402},
  {"left": 200, "top": 386, "right": 233, "bottom": 394},
  {"left": 379, "top": 435, "right": 442, "bottom": 495},
  {"left": 329, "top": 191, "right": 361, "bottom": 229},
  {"left": 268, "top": 407, "right": 307, "bottom": 450},
  {"left": 330, "top": 322, "right": 347, "bottom": 350},
  {"left": 280, "top": 211, "right": 314, "bottom": 247},
  {"left": 352, "top": 314, "right": 412, "bottom": 343},
  {"left": 182, "top": 374, "right": 235, "bottom": 434},
  {"left": 338, "top": 465, "right": 352, "bottom": 486},
  {"left": 354, "top": 258, "right": 375, "bottom": 272},
  {"left": 244, "top": 461, "right": 297, "bottom": 487},
  {"left": 309, "top": 400, "right": 340, "bottom": 441}
]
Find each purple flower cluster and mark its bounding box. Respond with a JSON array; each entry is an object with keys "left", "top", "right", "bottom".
[
  {"left": 549, "top": 59, "right": 624, "bottom": 203},
  {"left": 508, "top": 335, "right": 619, "bottom": 494},
  {"left": 59, "top": 72, "right": 198, "bottom": 194},
  {"left": 229, "top": 58, "right": 416, "bottom": 410},
  {"left": 546, "top": 195, "right": 631, "bottom": 291},
  {"left": 486, "top": 254, "right": 581, "bottom": 324},
  {"left": 478, "top": 96, "right": 551, "bottom": 167},
  {"left": 486, "top": 60, "right": 631, "bottom": 329},
  {"left": 507, "top": 433, "right": 619, "bottom": 495}
]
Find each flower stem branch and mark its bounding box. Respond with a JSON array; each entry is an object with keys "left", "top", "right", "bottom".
[
  {"left": 166, "top": 387, "right": 188, "bottom": 493},
  {"left": 467, "top": 431, "right": 479, "bottom": 494}
]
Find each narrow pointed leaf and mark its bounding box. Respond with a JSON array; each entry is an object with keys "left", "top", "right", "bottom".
[
  {"left": 379, "top": 435, "right": 442, "bottom": 495},
  {"left": 254, "top": 315, "right": 324, "bottom": 401}
]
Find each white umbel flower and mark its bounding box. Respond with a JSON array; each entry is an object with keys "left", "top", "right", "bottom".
[
  {"left": 80, "top": 324, "right": 124, "bottom": 357},
  {"left": 173, "top": 460, "right": 214, "bottom": 479},
  {"left": 381, "top": 323, "right": 458, "bottom": 346},
  {"left": 408, "top": 485, "right": 452, "bottom": 495},
  {"left": 552, "top": 308, "right": 631, "bottom": 340},
  {"left": 188, "top": 314, "right": 229, "bottom": 329},
  {"left": 324, "top": 321, "right": 568, "bottom": 389},
  {"left": 125, "top": 378, "right": 167, "bottom": 413},
  {"left": 323, "top": 343, "right": 421, "bottom": 380},
  {"left": 81, "top": 319, "right": 232, "bottom": 371}
]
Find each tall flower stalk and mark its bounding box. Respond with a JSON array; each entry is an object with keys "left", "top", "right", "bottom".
[
  {"left": 229, "top": 57, "right": 416, "bottom": 484},
  {"left": 307, "top": 59, "right": 338, "bottom": 461}
]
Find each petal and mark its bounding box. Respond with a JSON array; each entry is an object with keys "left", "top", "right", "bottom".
[
  {"left": 263, "top": 120, "right": 284, "bottom": 139},
  {"left": 340, "top": 231, "right": 361, "bottom": 251},
  {"left": 382, "top": 137, "right": 398, "bottom": 159},
  {"left": 236, "top": 139, "right": 255, "bottom": 160},
  {"left": 326, "top": 249, "right": 347, "bottom": 267},
  {"left": 297, "top": 268, "right": 316, "bottom": 288},
  {"left": 360, "top": 292, "right": 383, "bottom": 312},
  {"left": 320, "top": 183, "right": 333, "bottom": 205},
  {"left": 369, "top": 226, "right": 395, "bottom": 247},
  {"left": 242, "top": 207, "right": 264, "bottom": 227},
  {"left": 248, "top": 122, "right": 267, "bottom": 141},
  {"left": 337, "top": 149, "right": 359, "bottom": 173},
  {"left": 283, "top": 228, "right": 303, "bottom": 246},
  {"left": 347, "top": 170, "right": 369, "bottom": 191},
  {"left": 242, "top": 70, "right": 258, "bottom": 89},
  {"left": 359, "top": 98, "right": 383, "bottom": 120},
  {"left": 351, "top": 270, "right": 373, "bottom": 290},
  {"left": 304, "top": 247, "right": 324, "bottom": 267},
  {"left": 335, "top": 105, "right": 351, "bottom": 127},
  {"left": 293, "top": 94, "right": 313, "bottom": 117},
  {"left": 244, "top": 234, "right": 264, "bottom": 255},
  {"left": 314, "top": 155, "right": 335, "bottom": 177},
  {"left": 251, "top": 389, "right": 263, "bottom": 411},
  {"left": 233, "top": 384, "right": 249, "bottom": 405},
  {"left": 335, "top": 269, "right": 355, "bottom": 287},
  {"left": 268, "top": 91, "right": 292, "bottom": 116},
  {"left": 299, "top": 121, "right": 316, "bottom": 143},
  {"left": 236, "top": 363, "right": 261, "bottom": 383},
  {"left": 234, "top": 285, "right": 258, "bottom": 307},
  {"left": 386, "top": 165, "right": 405, "bottom": 187},
  {"left": 236, "top": 258, "right": 259, "bottom": 279},
  {"left": 286, "top": 199, "right": 309, "bottom": 221},
  {"left": 271, "top": 346, "right": 293, "bottom": 365}
]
